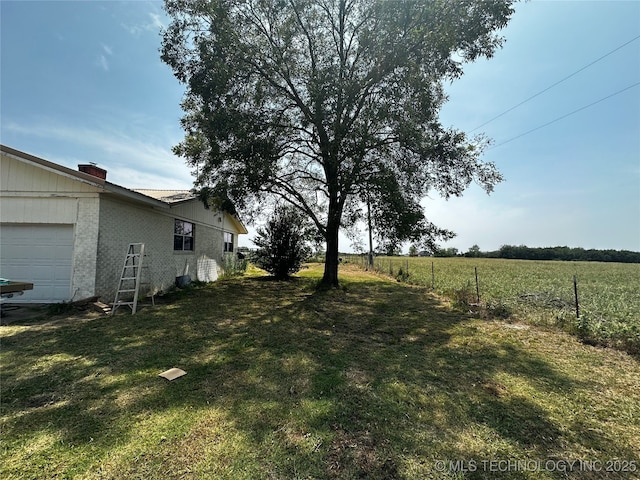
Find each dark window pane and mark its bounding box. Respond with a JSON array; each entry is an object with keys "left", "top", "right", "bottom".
[{"left": 174, "top": 220, "right": 194, "bottom": 250}]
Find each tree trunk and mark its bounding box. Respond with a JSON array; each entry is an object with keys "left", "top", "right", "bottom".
[
  {"left": 321, "top": 217, "right": 340, "bottom": 287},
  {"left": 320, "top": 159, "right": 342, "bottom": 288}
]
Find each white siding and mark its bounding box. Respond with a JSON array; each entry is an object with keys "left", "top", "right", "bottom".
[
  {"left": 0, "top": 153, "right": 100, "bottom": 225},
  {"left": 1, "top": 152, "right": 98, "bottom": 194},
  {"left": 170, "top": 201, "right": 225, "bottom": 228},
  {"left": 0, "top": 196, "right": 79, "bottom": 224}
]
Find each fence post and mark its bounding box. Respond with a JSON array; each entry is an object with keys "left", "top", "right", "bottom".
[
  {"left": 431, "top": 261, "right": 435, "bottom": 290},
  {"left": 573, "top": 275, "right": 580, "bottom": 318},
  {"left": 475, "top": 267, "right": 480, "bottom": 303}
]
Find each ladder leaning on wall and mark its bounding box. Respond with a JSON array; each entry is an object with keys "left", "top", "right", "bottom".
[{"left": 111, "top": 243, "right": 146, "bottom": 315}]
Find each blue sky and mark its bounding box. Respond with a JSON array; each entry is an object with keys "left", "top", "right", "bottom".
[{"left": 1, "top": 1, "right": 639, "bottom": 252}]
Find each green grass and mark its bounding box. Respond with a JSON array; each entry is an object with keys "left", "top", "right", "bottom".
[
  {"left": 1, "top": 264, "right": 639, "bottom": 479},
  {"left": 345, "top": 256, "right": 640, "bottom": 354}
]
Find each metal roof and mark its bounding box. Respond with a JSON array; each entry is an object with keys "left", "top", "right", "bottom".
[{"left": 132, "top": 189, "right": 196, "bottom": 203}]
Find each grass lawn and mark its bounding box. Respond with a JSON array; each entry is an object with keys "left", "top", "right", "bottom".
[{"left": 1, "top": 264, "right": 639, "bottom": 479}]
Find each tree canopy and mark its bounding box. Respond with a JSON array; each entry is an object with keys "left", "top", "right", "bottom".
[{"left": 161, "top": 0, "right": 515, "bottom": 286}]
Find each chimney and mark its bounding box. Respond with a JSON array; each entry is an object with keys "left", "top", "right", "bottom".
[{"left": 78, "top": 163, "right": 107, "bottom": 180}]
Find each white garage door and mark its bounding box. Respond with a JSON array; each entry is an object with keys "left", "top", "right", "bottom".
[{"left": 0, "top": 224, "right": 74, "bottom": 303}]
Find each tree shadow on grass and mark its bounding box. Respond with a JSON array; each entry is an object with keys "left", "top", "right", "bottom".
[{"left": 1, "top": 269, "right": 638, "bottom": 479}]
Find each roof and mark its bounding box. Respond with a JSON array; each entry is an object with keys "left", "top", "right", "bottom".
[
  {"left": 134, "top": 189, "right": 248, "bottom": 234},
  {"left": 132, "top": 189, "right": 195, "bottom": 204},
  {"left": 2, "top": 144, "right": 108, "bottom": 187},
  {"left": 1, "top": 144, "right": 248, "bottom": 233}
]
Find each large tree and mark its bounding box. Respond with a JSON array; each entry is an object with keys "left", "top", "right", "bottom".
[{"left": 161, "top": 0, "right": 514, "bottom": 287}]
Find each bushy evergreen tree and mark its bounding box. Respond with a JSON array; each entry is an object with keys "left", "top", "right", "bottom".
[{"left": 252, "top": 207, "right": 312, "bottom": 279}]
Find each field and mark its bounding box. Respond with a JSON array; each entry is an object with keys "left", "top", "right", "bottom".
[
  {"left": 343, "top": 256, "right": 640, "bottom": 353},
  {"left": 2, "top": 264, "right": 639, "bottom": 479}
]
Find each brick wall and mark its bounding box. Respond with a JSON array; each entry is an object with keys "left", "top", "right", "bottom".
[
  {"left": 95, "top": 197, "right": 226, "bottom": 302},
  {"left": 71, "top": 196, "right": 100, "bottom": 301}
]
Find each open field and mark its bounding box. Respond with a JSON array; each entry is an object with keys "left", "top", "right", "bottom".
[
  {"left": 344, "top": 256, "right": 640, "bottom": 353},
  {"left": 2, "top": 264, "right": 639, "bottom": 479}
]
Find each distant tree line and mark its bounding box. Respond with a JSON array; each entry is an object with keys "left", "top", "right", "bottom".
[{"left": 447, "top": 244, "right": 640, "bottom": 263}]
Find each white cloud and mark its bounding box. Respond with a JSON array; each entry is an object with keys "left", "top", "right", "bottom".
[
  {"left": 5, "top": 120, "right": 193, "bottom": 190},
  {"left": 102, "top": 43, "right": 113, "bottom": 56},
  {"left": 149, "top": 12, "right": 165, "bottom": 30},
  {"left": 96, "top": 54, "right": 109, "bottom": 71},
  {"left": 121, "top": 10, "right": 166, "bottom": 36}
]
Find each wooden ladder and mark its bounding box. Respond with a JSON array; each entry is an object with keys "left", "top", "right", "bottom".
[{"left": 111, "top": 243, "right": 146, "bottom": 315}]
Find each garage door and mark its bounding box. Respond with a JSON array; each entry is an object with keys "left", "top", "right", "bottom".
[{"left": 0, "top": 224, "right": 74, "bottom": 303}]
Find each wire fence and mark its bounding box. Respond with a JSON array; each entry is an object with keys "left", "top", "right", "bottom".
[{"left": 340, "top": 254, "right": 640, "bottom": 354}]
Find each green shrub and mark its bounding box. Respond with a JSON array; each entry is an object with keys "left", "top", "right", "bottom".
[
  {"left": 449, "top": 282, "right": 478, "bottom": 310},
  {"left": 395, "top": 267, "right": 409, "bottom": 282},
  {"left": 484, "top": 298, "right": 512, "bottom": 319},
  {"left": 221, "top": 254, "right": 248, "bottom": 278},
  {"left": 252, "top": 206, "right": 313, "bottom": 280}
]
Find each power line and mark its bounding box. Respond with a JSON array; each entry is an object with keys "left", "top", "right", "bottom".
[
  {"left": 488, "top": 81, "right": 640, "bottom": 150},
  {"left": 471, "top": 34, "right": 640, "bottom": 132}
]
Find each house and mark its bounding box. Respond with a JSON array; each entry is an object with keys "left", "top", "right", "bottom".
[{"left": 0, "top": 144, "right": 248, "bottom": 304}]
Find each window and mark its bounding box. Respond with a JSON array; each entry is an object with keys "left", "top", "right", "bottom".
[
  {"left": 224, "top": 232, "right": 234, "bottom": 253},
  {"left": 174, "top": 220, "right": 194, "bottom": 251}
]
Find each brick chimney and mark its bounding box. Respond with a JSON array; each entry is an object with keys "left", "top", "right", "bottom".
[{"left": 78, "top": 163, "right": 107, "bottom": 180}]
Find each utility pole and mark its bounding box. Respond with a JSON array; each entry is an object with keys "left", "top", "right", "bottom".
[{"left": 367, "top": 196, "right": 374, "bottom": 268}]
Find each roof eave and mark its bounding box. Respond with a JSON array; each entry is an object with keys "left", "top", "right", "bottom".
[
  {"left": 229, "top": 214, "right": 249, "bottom": 235},
  {"left": 1, "top": 144, "right": 106, "bottom": 188},
  {"left": 103, "top": 183, "right": 170, "bottom": 208}
]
